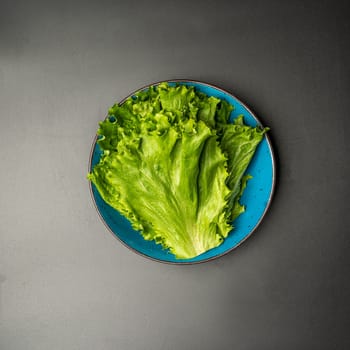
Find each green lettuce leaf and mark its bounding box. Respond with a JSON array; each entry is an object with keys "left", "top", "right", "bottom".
[
  {"left": 220, "top": 116, "right": 269, "bottom": 221},
  {"left": 88, "top": 83, "right": 268, "bottom": 259}
]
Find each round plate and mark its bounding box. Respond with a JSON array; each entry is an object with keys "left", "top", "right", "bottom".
[{"left": 88, "top": 80, "right": 276, "bottom": 264}]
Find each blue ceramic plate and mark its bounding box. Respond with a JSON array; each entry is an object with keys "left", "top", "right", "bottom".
[{"left": 88, "top": 80, "right": 275, "bottom": 264}]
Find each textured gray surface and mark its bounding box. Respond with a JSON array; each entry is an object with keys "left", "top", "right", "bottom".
[{"left": 1, "top": 0, "right": 349, "bottom": 349}]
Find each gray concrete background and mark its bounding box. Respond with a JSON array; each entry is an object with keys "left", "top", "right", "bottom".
[{"left": 1, "top": 0, "right": 349, "bottom": 349}]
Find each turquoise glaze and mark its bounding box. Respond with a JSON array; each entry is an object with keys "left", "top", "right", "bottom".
[{"left": 89, "top": 80, "right": 275, "bottom": 264}]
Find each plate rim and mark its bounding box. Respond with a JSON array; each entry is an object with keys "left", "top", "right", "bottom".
[{"left": 88, "top": 79, "right": 277, "bottom": 265}]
